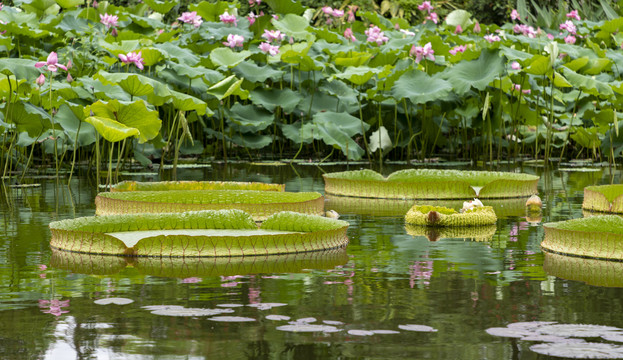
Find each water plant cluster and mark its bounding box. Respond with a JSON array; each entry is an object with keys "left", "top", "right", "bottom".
[{"left": 3, "top": 0, "right": 623, "bottom": 181}]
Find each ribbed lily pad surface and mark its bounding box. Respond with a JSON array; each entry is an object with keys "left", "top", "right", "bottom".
[
  {"left": 323, "top": 169, "right": 538, "bottom": 199},
  {"left": 49, "top": 210, "right": 349, "bottom": 257},
  {"left": 405, "top": 224, "right": 497, "bottom": 242},
  {"left": 582, "top": 184, "right": 623, "bottom": 213},
  {"left": 405, "top": 205, "right": 497, "bottom": 227},
  {"left": 95, "top": 190, "right": 324, "bottom": 221},
  {"left": 111, "top": 180, "right": 285, "bottom": 192},
  {"left": 50, "top": 247, "right": 349, "bottom": 277},
  {"left": 542, "top": 216, "right": 623, "bottom": 260}
]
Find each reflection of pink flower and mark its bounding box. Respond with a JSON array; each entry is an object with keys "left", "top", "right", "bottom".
[
  {"left": 259, "top": 42, "right": 280, "bottom": 56},
  {"left": 344, "top": 28, "right": 356, "bottom": 41},
  {"left": 410, "top": 261, "right": 433, "bottom": 288},
  {"left": 566, "top": 10, "right": 581, "bottom": 21},
  {"left": 178, "top": 11, "right": 202, "bottom": 28},
  {"left": 221, "top": 282, "right": 238, "bottom": 287},
  {"left": 219, "top": 11, "right": 237, "bottom": 26},
  {"left": 182, "top": 277, "right": 201, "bottom": 283},
  {"left": 418, "top": 1, "right": 433, "bottom": 13},
  {"left": 39, "top": 299, "right": 70, "bottom": 317},
  {"left": 364, "top": 25, "right": 388, "bottom": 45},
  {"left": 118, "top": 51, "right": 144, "bottom": 70},
  {"left": 35, "top": 52, "right": 67, "bottom": 72},
  {"left": 410, "top": 42, "right": 435, "bottom": 63},
  {"left": 223, "top": 34, "right": 244, "bottom": 48},
  {"left": 510, "top": 9, "right": 520, "bottom": 21},
  {"left": 248, "top": 287, "right": 261, "bottom": 304},
  {"left": 100, "top": 13, "right": 119, "bottom": 28}
]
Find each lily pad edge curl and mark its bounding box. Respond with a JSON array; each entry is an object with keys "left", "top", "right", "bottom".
[
  {"left": 542, "top": 216, "right": 623, "bottom": 260},
  {"left": 583, "top": 184, "right": 623, "bottom": 214}
]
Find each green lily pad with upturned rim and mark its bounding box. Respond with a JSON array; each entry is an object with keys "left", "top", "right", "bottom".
[
  {"left": 405, "top": 223, "right": 497, "bottom": 242},
  {"left": 542, "top": 216, "right": 623, "bottom": 260},
  {"left": 323, "top": 169, "right": 538, "bottom": 199},
  {"left": 95, "top": 189, "right": 324, "bottom": 221},
  {"left": 49, "top": 210, "right": 349, "bottom": 257},
  {"left": 583, "top": 184, "right": 623, "bottom": 214},
  {"left": 405, "top": 205, "right": 497, "bottom": 227},
  {"left": 111, "top": 180, "right": 285, "bottom": 192},
  {"left": 543, "top": 251, "right": 623, "bottom": 287}
]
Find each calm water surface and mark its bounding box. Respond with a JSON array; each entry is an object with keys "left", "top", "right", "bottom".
[{"left": 1, "top": 163, "right": 622, "bottom": 359}]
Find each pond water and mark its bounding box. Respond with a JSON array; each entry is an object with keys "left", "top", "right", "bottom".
[{"left": 1, "top": 162, "right": 622, "bottom": 359}]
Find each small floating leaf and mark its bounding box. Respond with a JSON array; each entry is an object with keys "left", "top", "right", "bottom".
[
  {"left": 530, "top": 342, "right": 623, "bottom": 359},
  {"left": 507, "top": 321, "right": 558, "bottom": 330},
  {"left": 537, "top": 324, "right": 623, "bottom": 338},
  {"left": 216, "top": 304, "right": 244, "bottom": 308},
  {"left": 265, "top": 315, "right": 291, "bottom": 321},
  {"left": 521, "top": 335, "right": 585, "bottom": 343},
  {"left": 94, "top": 297, "right": 134, "bottom": 305},
  {"left": 485, "top": 327, "right": 535, "bottom": 338},
  {"left": 323, "top": 320, "right": 344, "bottom": 325},
  {"left": 348, "top": 329, "right": 375, "bottom": 336},
  {"left": 276, "top": 324, "right": 340, "bottom": 333},
  {"left": 247, "top": 303, "right": 287, "bottom": 310},
  {"left": 208, "top": 316, "right": 256, "bottom": 322},
  {"left": 398, "top": 324, "right": 438, "bottom": 332},
  {"left": 291, "top": 317, "right": 317, "bottom": 324},
  {"left": 371, "top": 330, "right": 401, "bottom": 334},
  {"left": 149, "top": 307, "right": 234, "bottom": 317},
  {"left": 602, "top": 333, "right": 623, "bottom": 343}
]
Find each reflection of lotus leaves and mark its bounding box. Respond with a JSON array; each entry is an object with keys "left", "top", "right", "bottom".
[
  {"left": 405, "top": 224, "right": 497, "bottom": 242},
  {"left": 95, "top": 190, "right": 324, "bottom": 221},
  {"left": 543, "top": 252, "right": 623, "bottom": 287},
  {"left": 583, "top": 185, "right": 623, "bottom": 214},
  {"left": 50, "top": 248, "right": 348, "bottom": 277},
  {"left": 542, "top": 216, "right": 623, "bottom": 260},
  {"left": 323, "top": 169, "right": 538, "bottom": 199},
  {"left": 111, "top": 180, "right": 285, "bottom": 192},
  {"left": 405, "top": 205, "right": 497, "bottom": 227},
  {"left": 325, "top": 195, "right": 527, "bottom": 218},
  {"left": 49, "top": 210, "right": 349, "bottom": 257}
]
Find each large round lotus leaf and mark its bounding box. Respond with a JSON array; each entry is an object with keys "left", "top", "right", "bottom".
[
  {"left": 95, "top": 190, "right": 324, "bottom": 221},
  {"left": 542, "top": 216, "right": 623, "bottom": 260},
  {"left": 49, "top": 210, "right": 349, "bottom": 257},
  {"left": 583, "top": 184, "right": 623, "bottom": 213},
  {"left": 323, "top": 169, "right": 538, "bottom": 199},
  {"left": 405, "top": 205, "right": 497, "bottom": 227},
  {"left": 111, "top": 180, "right": 285, "bottom": 192},
  {"left": 543, "top": 252, "right": 623, "bottom": 287}
]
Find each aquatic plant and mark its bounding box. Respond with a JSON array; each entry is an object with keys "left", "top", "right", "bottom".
[
  {"left": 95, "top": 189, "right": 324, "bottom": 220},
  {"left": 405, "top": 223, "right": 497, "bottom": 242},
  {"left": 405, "top": 205, "right": 497, "bottom": 227},
  {"left": 542, "top": 216, "right": 623, "bottom": 260},
  {"left": 49, "top": 209, "right": 349, "bottom": 257},
  {"left": 583, "top": 185, "right": 623, "bottom": 214},
  {"left": 543, "top": 252, "right": 623, "bottom": 287},
  {"left": 111, "top": 180, "right": 285, "bottom": 192},
  {"left": 323, "top": 169, "right": 538, "bottom": 199}
]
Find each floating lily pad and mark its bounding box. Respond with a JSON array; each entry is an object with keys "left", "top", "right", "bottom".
[
  {"left": 149, "top": 307, "right": 234, "bottom": 317},
  {"left": 291, "top": 317, "right": 316, "bottom": 323},
  {"left": 583, "top": 185, "right": 623, "bottom": 214},
  {"left": 276, "top": 324, "right": 340, "bottom": 333},
  {"left": 95, "top": 189, "right": 324, "bottom": 221},
  {"left": 323, "top": 169, "right": 539, "bottom": 199},
  {"left": 216, "top": 304, "right": 244, "bottom": 308},
  {"left": 266, "top": 315, "right": 291, "bottom": 321},
  {"left": 247, "top": 303, "right": 288, "bottom": 310},
  {"left": 485, "top": 327, "right": 535, "bottom": 338},
  {"left": 93, "top": 297, "right": 134, "bottom": 305},
  {"left": 49, "top": 210, "right": 349, "bottom": 257},
  {"left": 536, "top": 324, "right": 623, "bottom": 338},
  {"left": 397, "top": 324, "right": 438, "bottom": 332},
  {"left": 530, "top": 342, "right": 623, "bottom": 359},
  {"left": 111, "top": 180, "right": 284, "bottom": 192},
  {"left": 507, "top": 321, "right": 558, "bottom": 330},
  {"left": 371, "top": 329, "right": 401, "bottom": 334},
  {"left": 323, "top": 320, "right": 344, "bottom": 325},
  {"left": 405, "top": 205, "right": 497, "bottom": 227},
  {"left": 520, "top": 335, "right": 584, "bottom": 342},
  {"left": 405, "top": 223, "right": 497, "bottom": 242},
  {"left": 543, "top": 252, "right": 623, "bottom": 287},
  {"left": 208, "top": 316, "right": 256, "bottom": 322},
  {"left": 602, "top": 333, "right": 623, "bottom": 343},
  {"left": 542, "top": 216, "right": 623, "bottom": 260},
  {"left": 348, "top": 329, "right": 375, "bottom": 336}
]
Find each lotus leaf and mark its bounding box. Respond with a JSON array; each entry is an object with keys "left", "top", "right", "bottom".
[
  {"left": 542, "top": 216, "right": 623, "bottom": 260},
  {"left": 49, "top": 210, "right": 349, "bottom": 257},
  {"left": 582, "top": 184, "right": 623, "bottom": 213},
  {"left": 111, "top": 180, "right": 285, "bottom": 192},
  {"left": 323, "top": 169, "right": 539, "bottom": 199}
]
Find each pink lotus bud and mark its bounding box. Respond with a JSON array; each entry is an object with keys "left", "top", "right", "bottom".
[
  {"left": 455, "top": 25, "right": 462, "bottom": 34},
  {"left": 36, "top": 74, "right": 45, "bottom": 86},
  {"left": 111, "top": 27, "right": 118, "bottom": 37},
  {"left": 66, "top": 60, "right": 73, "bottom": 69},
  {"left": 473, "top": 21, "right": 481, "bottom": 33},
  {"left": 66, "top": 73, "right": 73, "bottom": 83}
]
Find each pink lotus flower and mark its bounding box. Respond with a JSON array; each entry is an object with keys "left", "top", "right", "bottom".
[
  {"left": 178, "top": 11, "right": 202, "bottom": 28},
  {"left": 322, "top": 6, "right": 333, "bottom": 15},
  {"left": 425, "top": 12, "right": 439, "bottom": 24},
  {"left": 566, "top": 10, "right": 581, "bottom": 21},
  {"left": 344, "top": 28, "right": 356, "bottom": 41},
  {"left": 448, "top": 45, "right": 466, "bottom": 55},
  {"left": 259, "top": 42, "right": 279, "bottom": 56},
  {"left": 484, "top": 34, "right": 501, "bottom": 43},
  {"left": 364, "top": 25, "right": 388, "bottom": 45},
  {"left": 248, "top": 11, "right": 258, "bottom": 25},
  {"left": 248, "top": 0, "right": 261, "bottom": 6},
  {"left": 418, "top": 1, "right": 434, "bottom": 13},
  {"left": 332, "top": 9, "right": 344, "bottom": 17},
  {"left": 510, "top": 9, "right": 520, "bottom": 21},
  {"left": 565, "top": 35, "right": 576, "bottom": 44},
  {"left": 513, "top": 24, "right": 537, "bottom": 38},
  {"left": 455, "top": 24, "right": 462, "bottom": 34},
  {"left": 100, "top": 13, "right": 118, "bottom": 29},
  {"left": 35, "top": 52, "right": 67, "bottom": 72},
  {"left": 547, "top": 33, "right": 554, "bottom": 40},
  {"left": 511, "top": 61, "right": 521, "bottom": 70},
  {"left": 262, "top": 29, "right": 285, "bottom": 43},
  {"left": 347, "top": 5, "right": 357, "bottom": 22},
  {"left": 560, "top": 20, "right": 577, "bottom": 34},
  {"left": 118, "top": 51, "right": 144, "bottom": 70},
  {"left": 411, "top": 42, "right": 435, "bottom": 63},
  {"left": 66, "top": 73, "right": 73, "bottom": 83},
  {"left": 219, "top": 11, "right": 237, "bottom": 26},
  {"left": 36, "top": 74, "right": 45, "bottom": 86},
  {"left": 223, "top": 34, "right": 244, "bottom": 48}
]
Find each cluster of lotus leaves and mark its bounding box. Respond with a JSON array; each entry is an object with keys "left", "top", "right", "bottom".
[
  {"left": 111, "top": 180, "right": 285, "bottom": 192},
  {"left": 49, "top": 210, "right": 349, "bottom": 257},
  {"left": 323, "top": 169, "right": 539, "bottom": 199},
  {"left": 542, "top": 215, "right": 623, "bottom": 260},
  {"left": 582, "top": 185, "right": 623, "bottom": 214},
  {"left": 95, "top": 189, "right": 324, "bottom": 221},
  {"left": 50, "top": 248, "right": 348, "bottom": 277},
  {"left": 405, "top": 205, "right": 498, "bottom": 227}
]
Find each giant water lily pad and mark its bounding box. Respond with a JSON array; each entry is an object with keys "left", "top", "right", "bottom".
[
  {"left": 530, "top": 342, "right": 623, "bottom": 359},
  {"left": 542, "top": 216, "right": 623, "bottom": 260},
  {"left": 583, "top": 185, "right": 623, "bottom": 214},
  {"left": 111, "top": 180, "right": 285, "bottom": 192},
  {"left": 95, "top": 189, "right": 324, "bottom": 221},
  {"left": 49, "top": 210, "right": 349, "bottom": 257},
  {"left": 323, "top": 169, "right": 539, "bottom": 199},
  {"left": 544, "top": 252, "right": 623, "bottom": 287},
  {"left": 405, "top": 205, "right": 497, "bottom": 227}
]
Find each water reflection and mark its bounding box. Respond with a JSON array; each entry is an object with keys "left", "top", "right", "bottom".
[{"left": 544, "top": 251, "right": 623, "bottom": 287}]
